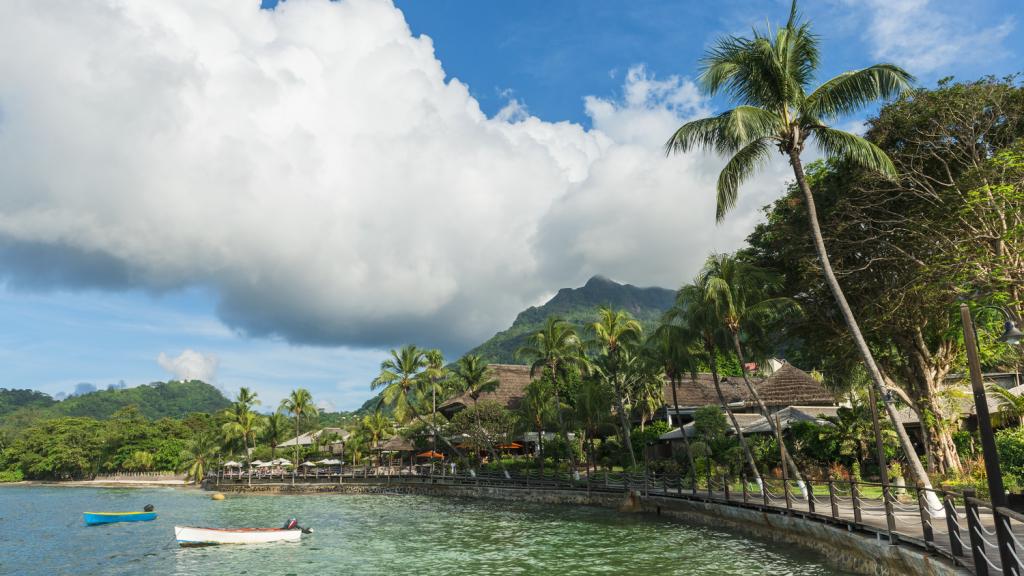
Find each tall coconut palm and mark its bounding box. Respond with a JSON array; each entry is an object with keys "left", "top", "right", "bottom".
[
  {"left": 222, "top": 410, "right": 263, "bottom": 462},
  {"left": 646, "top": 324, "right": 700, "bottom": 486},
  {"left": 519, "top": 378, "right": 556, "bottom": 473},
  {"left": 263, "top": 411, "right": 288, "bottom": 460},
  {"left": 362, "top": 412, "right": 395, "bottom": 463},
  {"left": 372, "top": 345, "right": 463, "bottom": 458},
  {"left": 669, "top": 283, "right": 763, "bottom": 487},
  {"left": 588, "top": 307, "right": 643, "bottom": 467},
  {"left": 451, "top": 354, "right": 508, "bottom": 475},
  {"left": 179, "top": 433, "right": 217, "bottom": 485},
  {"left": 698, "top": 253, "right": 806, "bottom": 489},
  {"left": 236, "top": 387, "right": 260, "bottom": 411},
  {"left": 664, "top": 0, "right": 933, "bottom": 496},
  {"left": 279, "top": 388, "right": 318, "bottom": 467},
  {"left": 574, "top": 376, "right": 613, "bottom": 474},
  {"left": 517, "top": 316, "right": 588, "bottom": 470},
  {"left": 422, "top": 349, "right": 448, "bottom": 458}
]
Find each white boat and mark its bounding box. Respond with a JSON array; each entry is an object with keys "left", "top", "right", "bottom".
[{"left": 174, "top": 525, "right": 303, "bottom": 546}]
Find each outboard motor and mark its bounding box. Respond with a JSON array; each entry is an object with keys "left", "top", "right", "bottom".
[
  {"left": 143, "top": 504, "right": 154, "bottom": 512},
  {"left": 283, "top": 518, "right": 298, "bottom": 530}
]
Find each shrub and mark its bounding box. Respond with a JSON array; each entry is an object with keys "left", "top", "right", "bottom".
[
  {"left": 0, "top": 469, "right": 24, "bottom": 482},
  {"left": 996, "top": 427, "right": 1024, "bottom": 479}
]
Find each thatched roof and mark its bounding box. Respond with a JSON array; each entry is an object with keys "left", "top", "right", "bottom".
[
  {"left": 278, "top": 427, "right": 349, "bottom": 447},
  {"left": 438, "top": 364, "right": 535, "bottom": 418},
  {"left": 756, "top": 364, "right": 834, "bottom": 408},
  {"left": 661, "top": 364, "right": 834, "bottom": 411},
  {"left": 378, "top": 435, "right": 414, "bottom": 452}
]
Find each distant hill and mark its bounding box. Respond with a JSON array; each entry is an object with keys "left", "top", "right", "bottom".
[
  {"left": 465, "top": 275, "right": 676, "bottom": 364},
  {"left": 355, "top": 275, "right": 676, "bottom": 415},
  {"left": 0, "top": 380, "right": 232, "bottom": 423}
]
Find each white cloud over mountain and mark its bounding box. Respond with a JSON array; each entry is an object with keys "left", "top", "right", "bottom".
[
  {"left": 0, "top": 0, "right": 791, "bottom": 352},
  {"left": 157, "top": 349, "right": 219, "bottom": 382}
]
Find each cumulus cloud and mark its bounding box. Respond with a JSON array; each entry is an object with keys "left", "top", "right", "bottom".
[
  {"left": 855, "top": 0, "right": 1015, "bottom": 73},
  {"left": 158, "top": 349, "right": 219, "bottom": 382},
  {"left": 0, "top": 0, "right": 789, "bottom": 352}
]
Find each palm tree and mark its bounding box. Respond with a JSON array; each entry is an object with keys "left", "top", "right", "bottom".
[
  {"left": 988, "top": 385, "right": 1024, "bottom": 428},
  {"left": 519, "top": 378, "right": 556, "bottom": 473},
  {"left": 574, "top": 376, "right": 613, "bottom": 474},
  {"left": 451, "top": 354, "right": 507, "bottom": 474},
  {"left": 646, "top": 324, "right": 700, "bottom": 486},
  {"left": 697, "top": 253, "right": 806, "bottom": 489},
  {"left": 279, "top": 388, "right": 318, "bottom": 467},
  {"left": 422, "top": 349, "right": 448, "bottom": 459},
  {"left": 264, "top": 411, "right": 289, "bottom": 460},
  {"left": 236, "top": 387, "right": 260, "bottom": 411},
  {"left": 669, "top": 283, "right": 763, "bottom": 487},
  {"left": 517, "top": 316, "right": 588, "bottom": 470},
  {"left": 588, "top": 307, "right": 643, "bottom": 467},
  {"left": 362, "top": 412, "right": 394, "bottom": 450},
  {"left": 179, "top": 433, "right": 217, "bottom": 485},
  {"left": 664, "top": 0, "right": 932, "bottom": 495},
  {"left": 372, "top": 345, "right": 463, "bottom": 458},
  {"left": 222, "top": 410, "right": 264, "bottom": 463}
]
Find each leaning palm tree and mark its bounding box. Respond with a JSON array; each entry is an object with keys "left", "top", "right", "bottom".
[
  {"left": 222, "top": 409, "right": 263, "bottom": 463},
  {"left": 179, "top": 433, "right": 217, "bottom": 485},
  {"left": 517, "top": 316, "right": 589, "bottom": 470},
  {"left": 669, "top": 283, "right": 763, "bottom": 488},
  {"left": 279, "top": 388, "right": 318, "bottom": 467},
  {"left": 664, "top": 1, "right": 934, "bottom": 497},
  {"left": 698, "top": 253, "right": 805, "bottom": 490},
  {"left": 588, "top": 307, "right": 643, "bottom": 467}
]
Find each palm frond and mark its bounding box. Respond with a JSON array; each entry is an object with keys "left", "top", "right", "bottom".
[
  {"left": 802, "top": 64, "right": 914, "bottom": 120},
  {"left": 807, "top": 125, "right": 897, "bottom": 178},
  {"left": 716, "top": 138, "right": 772, "bottom": 221}
]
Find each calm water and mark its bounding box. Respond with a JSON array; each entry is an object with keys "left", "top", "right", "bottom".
[{"left": 0, "top": 486, "right": 852, "bottom": 576}]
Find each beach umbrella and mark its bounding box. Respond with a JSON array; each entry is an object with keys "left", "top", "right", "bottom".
[
  {"left": 223, "top": 461, "right": 242, "bottom": 467},
  {"left": 257, "top": 461, "right": 272, "bottom": 468},
  {"left": 317, "top": 459, "right": 341, "bottom": 465},
  {"left": 300, "top": 461, "right": 316, "bottom": 467},
  {"left": 250, "top": 460, "right": 266, "bottom": 466},
  {"left": 273, "top": 458, "right": 293, "bottom": 466},
  {"left": 416, "top": 450, "right": 445, "bottom": 459},
  {"left": 496, "top": 443, "right": 522, "bottom": 450}
]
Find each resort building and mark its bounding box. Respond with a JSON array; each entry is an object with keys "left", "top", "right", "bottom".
[
  {"left": 437, "top": 364, "right": 534, "bottom": 419},
  {"left": 278, "top": 427, "right": 350, "bottom": 455}
]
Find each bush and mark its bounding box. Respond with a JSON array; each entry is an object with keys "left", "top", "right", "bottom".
[
  {"left": 0, "top": 469, "right": 24, "bottom": 482},
  {"left": 997, "top": 427, "right": 1024, "bottom": 479}
]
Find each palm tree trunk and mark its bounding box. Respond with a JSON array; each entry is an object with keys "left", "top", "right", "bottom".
[
  {"left": 731, "top": 332, "right": 804, "bottom": 492},
  {"left": 790, "top": 151, "right": 937, "bottom": 503},
  {"left": 547, "top": 362, "right": 578, "bottom": 471},
  {"left": 670, "top": 376, "right": 697, "bottom": 488},
  {"left": 708, "top": 343, "right": 762, "bottom": 486},
  {"left": 612, "top": 374, "right": 638, "bottom": 468}
]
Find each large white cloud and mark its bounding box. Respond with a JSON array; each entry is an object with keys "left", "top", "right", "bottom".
[
  {"left": 158, "top": 349, "right": 219, "bottom": 382},
  {"left": 0, "top": 0, "right": 788, "bottom": 352}
]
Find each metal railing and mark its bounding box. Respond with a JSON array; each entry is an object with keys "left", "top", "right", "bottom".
[{"left": 209, "top": 466, "right": 1020, "bottom": 574}]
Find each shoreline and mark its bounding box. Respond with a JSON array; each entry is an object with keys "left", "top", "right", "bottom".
[{"left": 3, "top": 479, "right": 198, "bottom": 489}]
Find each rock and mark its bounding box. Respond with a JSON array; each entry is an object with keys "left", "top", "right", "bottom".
[
  {"left": 211, "top": 492, "right": 225, "bottom": 500},
  {"left": 618, "top": 490, "right": 642, "bottom": 513}
]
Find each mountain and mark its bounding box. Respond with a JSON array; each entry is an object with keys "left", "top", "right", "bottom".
[
  {"left": 0, "top": 380, "right": 232, "bottom": 423},
  {"left": 464, "top": 275, "right": 676, "bottom": 364}
]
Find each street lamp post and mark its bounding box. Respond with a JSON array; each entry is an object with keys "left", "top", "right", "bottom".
[{"left": 960, "top": 302, "right": 1022, "bottom": 571}]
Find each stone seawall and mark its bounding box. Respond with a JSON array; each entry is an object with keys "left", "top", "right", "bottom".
[{"left": 212, "top": 482, "right": 967, "bottom": 575}]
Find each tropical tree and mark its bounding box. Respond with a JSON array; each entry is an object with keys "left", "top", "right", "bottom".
[
  {"left": 279, "top": 388, "right": 318, "bottom": 466},
  {"left": 372, "top": 345, "right": 463, "bottom": 458},
  {"left": 989, "top": 385, "right": 1024, "bottom": 428},
  {"left": 421, "top": 349, "right": 449, "bottom": 457},
  {"left": 362, "top": 412, "right": 395, "bottom": 452},
  {"left": 574, "top": 376, "right": 613, "bottom": 474},
  {"left": 263, "top": 411, "right": 288, "bottom": 460},
  {"left": 517, "top": 316, "right": 588, "bottom": 470},
  {"left": 697, "top": 253, "right": 805, "bottom": 487},
  {"left": 179, "top": 433, "right": 217, "bottom": 485},
  {"left": 222, "top": 410, "right": 263, "bottom": 466},
  {"left": 235, "top": 387, "right": 260, "bottom": 411},
  {"left": 668, "top": 283, "right": 762, "bottom": 487},
  {"left": 450, "top": 354, "right": 507, "bottom": 473},
  {"left": 663, "top": 1, "right": 933, "bottom": 494},
  {"left": 588, "top": 307, "right": 643, "bottom": 467},
  {"left": 519, "top": 378, "right": 556, "bottom": 473},
  {"left": 646, "top": 324, "right": 700, "bottom": 483}
]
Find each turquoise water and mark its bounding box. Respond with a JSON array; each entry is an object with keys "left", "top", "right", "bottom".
[{"left": 0, "top": 486, "right": 851, "bottom": 575}]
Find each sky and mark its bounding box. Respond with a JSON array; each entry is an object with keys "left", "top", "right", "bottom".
[{"left": 0, "top": 0, "right": 1019, "bottom": 411}]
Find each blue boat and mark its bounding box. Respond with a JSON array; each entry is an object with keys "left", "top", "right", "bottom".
[{"left": 83, "top": 511, "right": 158, "bottom": 526}]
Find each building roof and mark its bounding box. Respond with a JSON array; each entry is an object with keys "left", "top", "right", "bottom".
[
  {"left": 659, "top": 405, "right": 841, "bottom": 440},
  {"left": 661, "top": 364, "right": 834, "bottom": 411},
  {"left": 660, "top": 413, "right": 766, "bottom": 440},
  {"left": 278, "top": 427, "right": 349, "bottom": 447},
  {"left": 438, "top": 364, "right": 535, "bottom": 418},
  {"left": 756, "top": 364, "right": 834, "bottom": 407},
  {"left": 378, "top": 435, "right": 414, "bottom": 452}
]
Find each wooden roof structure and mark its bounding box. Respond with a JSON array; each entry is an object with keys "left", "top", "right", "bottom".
[
  {"left": 438, "top": 364, "right": 535, "bottom": 418},
  {"left": 661, "top": 363, "right": 834, "bottom": 412},
  {"left": 756, "top": 364, "right": 834, "bottom": 409}
]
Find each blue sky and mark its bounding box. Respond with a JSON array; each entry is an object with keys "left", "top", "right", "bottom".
[{"left": 0, "top": 0, "right": 1020, "bottom": 411}]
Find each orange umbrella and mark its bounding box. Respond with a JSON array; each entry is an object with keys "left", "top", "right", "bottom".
[
  {"left": 497, "top": 442, "right": 523, "bottom": 449},
  {"left": 416, "top": 450, "right": 445, "bottom": 459}
]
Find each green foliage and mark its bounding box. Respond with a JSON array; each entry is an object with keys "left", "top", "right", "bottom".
[
  {"left": 0, "top": 469, "right": 24, "bottom": 482},
  {"left": 0, "top": 388, "right": 56, "bottom": 418},
  {"left": 997, "top": 427, "right": 1024, "bottom": 480},
  {"left": 630, "top": 421, "right": 670, "bottom": 459}
]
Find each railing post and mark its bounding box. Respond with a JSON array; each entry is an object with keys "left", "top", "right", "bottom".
[
  {"left": 707, "top": 467, "right": 712, "bottom": 499},
  {"left": 723, "top": 475, "right": 730, "bottom": 501},
  {"left": 805, "top": 477, "right": 814, "bottom": 514},
  {"left": 851, "top": 479, "right": 862, "bottom": 524},
  {"left": 742, "top": 475, "right": 749, "bottom": 504},
  {"left": 828, "top": 479, "right": 838, "bottom": 519},
  {"left": 995, "top": 507, "right": 1021, "bottom": 576},
  {"left": 605, "top": 470, "right": 609, "bottom": 489},
  {"left": 762, "top": 477, "right": 770, "bottom": 508},
  {"left": 964, "top": 489, "right": 989, "bottom": 576},
  {"left": 944, "top": 494, "right": 963, "bottom": 558},
  {"left": 783, "top": 475, "right": 792, "bottom": 513},
  {"left": 883, "top": 483, "right": 897, "bottom": 544},
  {"left": 916, "top": 483, "right": 934, "bottom": 545}
]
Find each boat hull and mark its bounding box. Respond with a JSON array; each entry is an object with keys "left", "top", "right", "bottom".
[
  {"left": 83, "top": 512, "right": 158, "bottom": 525},
  {"left": 174, "top": 525, "right": 303, "bottom": 546}
]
